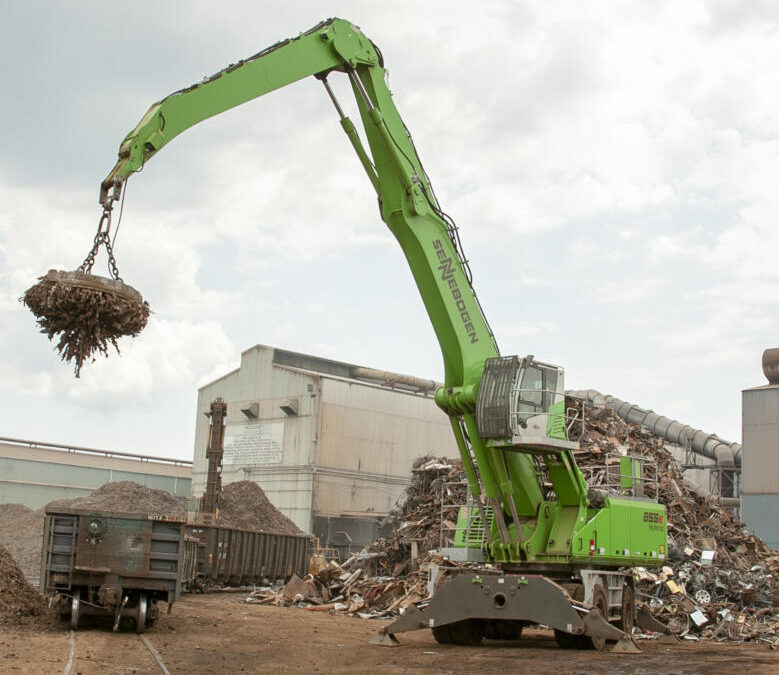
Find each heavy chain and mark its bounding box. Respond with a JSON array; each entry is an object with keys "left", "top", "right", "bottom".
[{"left": 78, "top": 210, "right": 122, "bottom": 281}]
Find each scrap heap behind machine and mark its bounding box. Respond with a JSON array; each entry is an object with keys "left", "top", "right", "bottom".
[{"left": 89, "top": 18, "right": 668, "bottom": 650}]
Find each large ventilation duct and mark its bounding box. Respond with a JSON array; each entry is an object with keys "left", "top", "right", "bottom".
[{"left": 567, "top": 389, "right": 741, "bottom": 498}]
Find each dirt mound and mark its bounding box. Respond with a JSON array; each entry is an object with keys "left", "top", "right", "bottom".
[
  {"left": 216, "top": 481, "right": 302, "bottom": 535},
  {"left": 0, "top": 504, "right": 45, "bottom": 585},
  {"left": 49, "top": 481, "right": 186, "bottom": 519},
  {"left": 0, "top": 544, "right": 54, "bottom": 630}
]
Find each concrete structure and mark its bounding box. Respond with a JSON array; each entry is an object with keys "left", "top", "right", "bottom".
[
  {"left": 741, "top": 349, "right": 779, "bottom": 549},
  {"left": 0, "top": 437, "right": 192, "bottom": 508},
  {"left": 193, "top": 345, "right": 453, "bottom": 553}
]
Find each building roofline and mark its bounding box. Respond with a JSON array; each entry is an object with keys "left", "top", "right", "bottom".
[
  {"left": 199, "top": 343, "right": 442, "bottom": 396},
  {"left": 0, "top": 436, "right": 192, "bottom": 467}
]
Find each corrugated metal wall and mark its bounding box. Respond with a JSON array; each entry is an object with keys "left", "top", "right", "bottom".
[
  {"left": 316, "top": 377, "right": 451, "bottom": 515},
  {"left": 0, "top": 439, "right": 192, "bottom": 509},
  {"left": 741, "top": 495, "right": 779, "bottom": 549},
  {"left": 742, "top": 385, "right": 779, "bottom": 548},
  {"left": 743, "top": 386, "right": 779, "bottom": 493}
]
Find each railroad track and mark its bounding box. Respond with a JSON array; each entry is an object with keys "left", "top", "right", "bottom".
[{"left": 61, "top": 628, "right": 171, "bottom": 675}]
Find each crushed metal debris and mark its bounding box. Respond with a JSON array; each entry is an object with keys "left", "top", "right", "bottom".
[
  {"left": 0, "top": 544, "right": 54, "bottom": 630},
  {"left": 21, "top": 269, "right": 149, "bottom": 376},
  {"left": 242, "top": 405, "right": 778, "bottom": 646},
  {"left": 214, "top": 481, "right": 303, "bottom": 535}
]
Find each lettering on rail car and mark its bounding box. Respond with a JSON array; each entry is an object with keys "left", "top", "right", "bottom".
[
  {"left": 433, "top": 239, "right": 478, "bottom": 344},
  {"left": 148, "top": 514, "right": 186, "bottom": 523}
]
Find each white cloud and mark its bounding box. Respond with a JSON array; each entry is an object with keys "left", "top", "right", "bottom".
[
  {"left": 497, "top": 321, "right": 558, "bottom": 342},
  {"left": 0, "top": 362, "right": 54, "bottom": 399},
  {"left": 68, "top": 317, "right": 237, "bottom": 401},
  {"left": 2, "top": 1, "right": 778, "bottom": 454}
]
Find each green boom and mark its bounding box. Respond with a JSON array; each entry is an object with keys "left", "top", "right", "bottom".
[{"left": 98, "top": 18, "right": 667, "bottom": 572}]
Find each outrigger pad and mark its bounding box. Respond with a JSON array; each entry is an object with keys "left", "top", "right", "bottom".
[
  {"left": 373, "top": 603, "right": 427, "bottom": 641},
  {"left": 582, "top": 608, "right": 629, "bottom": 643},
  {"left": 611, "top": 635, "right": 642, "bottom": 654},
  {"left": 582, "top": 608, "right": 642, "bottom": 654},
  {"left": 636, "top": 605, "right": 672, "bottom": 634},
  {"left": 370, "top": 629, "right": 400, "bottom": 646}
]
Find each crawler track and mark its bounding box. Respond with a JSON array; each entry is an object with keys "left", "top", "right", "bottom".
[{"left": 61, "top": 628, "right": 170, "bottom": 675}]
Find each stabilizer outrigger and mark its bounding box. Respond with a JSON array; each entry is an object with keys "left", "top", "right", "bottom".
[{"left": 371, "top": 572, "right": 642, "bottom": 653}]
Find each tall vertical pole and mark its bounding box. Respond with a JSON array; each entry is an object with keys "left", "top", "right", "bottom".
[{"left": 200, "top": 397, "right": 227, "bottom": 519}]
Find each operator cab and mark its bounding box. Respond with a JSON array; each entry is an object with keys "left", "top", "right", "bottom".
[{"left": 476, "top": 355, "right": 577, "bottom": 452}]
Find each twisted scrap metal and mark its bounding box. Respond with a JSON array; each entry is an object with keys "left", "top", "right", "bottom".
[{"left": 22, "top": 270, "right": 149, "bottom": 377}]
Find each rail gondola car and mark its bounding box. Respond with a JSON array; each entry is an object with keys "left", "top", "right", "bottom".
[
  {"left": 41, "top": 506, "right": 313, "bottom": 632},
  {"left": 41, "top": 506, "right": 196, "bottom": 632}
]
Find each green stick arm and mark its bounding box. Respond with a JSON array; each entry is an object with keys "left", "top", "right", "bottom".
[{"left": 100, "top": 18, "right": 376, "bottom": 203}]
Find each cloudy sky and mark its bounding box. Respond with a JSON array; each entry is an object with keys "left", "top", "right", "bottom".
[{"left": 1, "top": 1, "right": 777, "bottom": 460}]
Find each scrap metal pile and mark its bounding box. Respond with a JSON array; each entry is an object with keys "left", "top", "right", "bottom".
[
  {"left": 0, "top": 544, "right": 53, "bottom": 630},
  {"left": 48, "top": 480, "right": 186, "bottom": 519},
  {"left": 22, "top": 269, "right": 149, "bottom": 377},
  {"left": 244, "top": 552, "right": 446, "bottom": 619},
  {"left": 246, "top": 404, "right": 779, "bottom": 645},
  {"left": 0, "top": 504, "right": 44, "bottom": 585},
  {"left": 215, "top": 481, "right": 303, "bottom": 535},
  {"left": 570, "top": 404, "right": 779, "bottom": 643},
  {"left": 371, "top": 456, "right": 468, "bottom": 573}
]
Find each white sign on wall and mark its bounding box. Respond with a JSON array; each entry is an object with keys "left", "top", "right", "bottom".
[{"left": 223, "top": 422, "right": 284, "bottom": 465}]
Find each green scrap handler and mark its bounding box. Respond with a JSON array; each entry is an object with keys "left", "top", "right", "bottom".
[{"left": 93, "top": 18, "right": 667, "bottom": 651}]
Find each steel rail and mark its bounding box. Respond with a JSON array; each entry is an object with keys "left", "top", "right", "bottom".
[{"left": 61, "top": 630, "right": 171, "bottom": 675}]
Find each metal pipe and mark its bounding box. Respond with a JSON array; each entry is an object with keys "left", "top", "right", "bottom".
[
  {"left": 681, "top": 477, "right": 741, "bottom": 508},
  {"left": 567, "top": 389, "right": 741, "bottom": 468},
  {"left": 350, "top": 366, "right": 440, "bottom": 394}
]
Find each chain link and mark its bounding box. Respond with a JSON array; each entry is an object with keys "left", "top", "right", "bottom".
[{"left": 78, "top": 210, "right": 123, "bottom": 281}]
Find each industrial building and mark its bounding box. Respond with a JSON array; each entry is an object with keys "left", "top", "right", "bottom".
[
  {"left": 741, "top": 349, "right": 779, "bottom": 549},
  {"left": 192, "top": 344, "right": 754, "bottom": 555},
  {"left": 0, "top": 436, "right": 192, "bottom": 508},
  {"left": 192, "top": 344, "right": 453, "bottom": 552}
]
